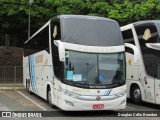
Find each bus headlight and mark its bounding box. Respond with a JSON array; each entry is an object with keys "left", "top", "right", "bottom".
[
  {"left": 114, "top": 90, "right": 126, "bottom": 97},
  {"left": 59, "top": 87, "right": 81, "bottom": 98}
]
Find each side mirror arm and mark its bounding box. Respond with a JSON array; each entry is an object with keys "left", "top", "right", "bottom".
[
  {"left": 124, "top": 43, "right": 140, "bottom": 63},
  {"left": 54, "top": 40, "right": 65, "bottom": 61}
]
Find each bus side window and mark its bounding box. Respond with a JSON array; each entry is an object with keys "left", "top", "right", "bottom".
[
  {"left": 38, "top": 26, "right": 50, "bottom": 53},
  {"left": 51, "top": 21, "right": 63, "bottom": 80},
  {"left": 24, "top": 25, "right": 50, "bottom": 57},
  {"left": 135, "top": 24, "right": 159, "bottom": 45},
  {"left": 122, "top": 29, "right": 135, "bottom": 54},
  {"left": 135, "top": 23, "right": 158, "bottom": 78}
]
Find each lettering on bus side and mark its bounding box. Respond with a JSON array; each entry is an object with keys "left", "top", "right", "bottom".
[
  {"left": 35, "top": 54, "right": 43, "bottom": 64},
  {"left": 73, "top": 88, "right": 90, "bottom": 93}
]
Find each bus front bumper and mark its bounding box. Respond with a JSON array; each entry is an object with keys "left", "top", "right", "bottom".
[{"left": 57, "top": 94, "right": 126, "bottom": 111}]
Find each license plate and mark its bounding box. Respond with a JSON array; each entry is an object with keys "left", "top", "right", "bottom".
[{"left": 93, "top": 104, "right": 104, "bottom": 109}]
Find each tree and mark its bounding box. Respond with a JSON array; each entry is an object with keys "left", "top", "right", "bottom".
[
  {"left": 89, "top": 2, "right": 112, "bottom": 17},
  {"left": 53, "top": 0, "right": 86, "bottom": 15},
  {"left": 0, "top": 0, "right": 55, "bottom": 46},
  {"left": 108, "top": 0, "right": 134, "bottom": 24},
  {"left": 1, "top": 0, "right": 160, "bottom": 47},
  {"left": 0, "top": 0, "right": 29, "bottom": 46},
  {"left": 133, "top": 0, "right": 159, "bottom": 20}
]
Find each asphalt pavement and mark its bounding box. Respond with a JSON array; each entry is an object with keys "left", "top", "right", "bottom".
[{"left": 0, "top": 89, "right": 159, "bottom": 120}]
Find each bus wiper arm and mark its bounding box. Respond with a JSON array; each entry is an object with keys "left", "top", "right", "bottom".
[{"left": 74, "top": 81, "right": 90, "bottom": 85}]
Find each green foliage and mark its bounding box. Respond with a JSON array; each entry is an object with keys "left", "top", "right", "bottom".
[
  {"left": 90, "top": 2, "right": 112, "bottom": 17},
  {"left": 54, "top": 0, "right": 86, "bottom": 15},
  {"left": 134, "top": 0, "right": 156, "bottom": 20},
  {"left": 108, "top": 0, "right": 134, "bottom": 23},
  {"left": 1, "top": 0, "right": 160, "bottom": 47}
]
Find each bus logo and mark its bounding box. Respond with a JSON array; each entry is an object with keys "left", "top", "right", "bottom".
[
  {"left": 97, "top": 90, "right": 100, "bottom": 93},
  {"left": 96, "top": 96, "right": 101, "bottom": 101}
]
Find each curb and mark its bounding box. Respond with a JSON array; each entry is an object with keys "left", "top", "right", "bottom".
[{"left": 0, "top": 84, "right": 25, "bottom": 90}]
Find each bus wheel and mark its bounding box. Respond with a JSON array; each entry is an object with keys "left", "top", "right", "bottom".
[
  {"left": 47, "top": 89, "right": 54, "bottom": 108},
  {"left": 131, "top": 85, "right": 142, "bottom": 104},
  {"left": 26, "top": 79, "right": 32, "bottom": 95}
]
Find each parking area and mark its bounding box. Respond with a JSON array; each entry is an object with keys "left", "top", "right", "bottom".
[{"left": 0, "top": 89, "right": 159, "bottom": 119}]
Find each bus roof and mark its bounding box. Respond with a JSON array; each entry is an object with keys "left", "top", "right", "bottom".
[
  {"left": 121, "top": 20, "right": 160, "bottom": 31},
  {"left": 132, "top": 20, "right": 160, "bottom": 26},
  {"left": 25, "top": 15, "right": 119, "bottom": 44},
  {"left": 54, "top": 15, "right": 117, "bottom": 23},
  {"left": 56, "top": 15, "right": 123, "bottom": 46}
]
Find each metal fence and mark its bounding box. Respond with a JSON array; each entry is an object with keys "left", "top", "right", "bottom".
[{"left": 0, "top": 66, "right": 23, "bottom": 84}]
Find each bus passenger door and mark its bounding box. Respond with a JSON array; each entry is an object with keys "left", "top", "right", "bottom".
[
  {"left": 155, "top": 63, "right": 160, "bottom": 104},
  {"left": 141, "top": 77, "right": 155, "bottom": 103},
  {"left": 155, "top": 78, "right": 160, "bottom": 104},
  {"left": 140, "top": 57, "right": 155, "bottom": 104}
]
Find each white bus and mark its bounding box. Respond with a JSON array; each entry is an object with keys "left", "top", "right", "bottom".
[
  {"left": 23, "top": 15, "right": 126, "bottom": 111},
  {"left": 121, "top": 20, "right": 160, "bottom": 105}
]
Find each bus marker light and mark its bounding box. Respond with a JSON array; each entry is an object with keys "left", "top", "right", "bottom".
[
  {"left": 65, "top": 100, "right": 74, "bottom": 107},
  {"left": 119, "top": 100, "right": 126, "bottom": 106}
]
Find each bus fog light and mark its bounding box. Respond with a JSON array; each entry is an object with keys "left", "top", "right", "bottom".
[
  {"left": 65, "top": 100, "right": 74, "bottom": 107},
  {"left": 119, "top": 99, "right": 126, "bottom": 106}
]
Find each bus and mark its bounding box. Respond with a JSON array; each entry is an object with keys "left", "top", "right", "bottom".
[
  {"left": 121, "top": 20, "right": 160, "bottom": 105},
  {"left": 23, "top": 15, "right": 126, "bottom": 111}
]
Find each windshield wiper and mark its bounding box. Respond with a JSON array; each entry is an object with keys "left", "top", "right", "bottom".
[
  {"left": 65, "top": 80, "right": 90, "bottom": 85},
  {"left": 74, "top": 81, "right": 90, "bottom": 85}
]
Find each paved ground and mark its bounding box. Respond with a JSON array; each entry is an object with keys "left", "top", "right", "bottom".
[{"left": 0, "top": 89, "right": 159, "bottom": 120}]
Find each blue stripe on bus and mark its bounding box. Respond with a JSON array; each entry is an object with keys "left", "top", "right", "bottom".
[
  {"left": 30, "top": 55, "right": 39, "bottom": 94},
  {"left": 29, "top": 55, "right": 36, "bottom": 93},
  {"left": 29, "top": 55, "right": 34, "bottom": 92}
]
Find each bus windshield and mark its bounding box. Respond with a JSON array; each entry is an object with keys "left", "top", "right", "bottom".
[
  {"left": 61, "top": 18, "right": 123, "bottom": 46},
  {"left": 64, "top": 51, "right": 125, "bottom": 88}
]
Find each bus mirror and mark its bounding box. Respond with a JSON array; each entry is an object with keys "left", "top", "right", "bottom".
[
  {"left": 146, "top": 43, "right": 160, "bottom": 50},
  {"left": 124, "top": 43, "right": 140, "bottom": 63},
  {"left": 54, "top": 40, "right": 65, "bottom": 61}
]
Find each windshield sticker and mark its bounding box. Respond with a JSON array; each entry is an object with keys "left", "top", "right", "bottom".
[
  {"left": 67, "top": 71, "right": 73, "bottom": 80},
  {"left": 73, "top": 74, "right": 82, "bottom": 81},
  {"left": 99, "top": 74, "right": 105, "bottom": 81},
  {"left": 143, "top": 29, "right": 151, "bottom": 41}
]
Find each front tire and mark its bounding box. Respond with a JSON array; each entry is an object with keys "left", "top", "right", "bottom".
[
  {"left": 26, "top": 79, "right": 32, "bottom": 95},
  {"left": 47, "top": 88, "right": 54, "bottom": 108},
  {"left": 131, "top": 85, "right": 142, "bottom": 104}
]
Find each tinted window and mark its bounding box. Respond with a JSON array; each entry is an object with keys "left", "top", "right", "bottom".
[
  {"left": 51, "top": 19, "right": 63, "bottom": 80},
  {"left": 61, "top": 18, "right": 123, "bottom": 46},
  {"left": 24, "top": 26, "right": 49, "bottom": 57},
  {"left": 63, "top": 51, "right": 125, "bottom": 88},
  {"left": 135, "top": 23, "right": 160, "bottom": 78},
  {"left": 122, "top": 29, "right": 135, "bottom": 54}
]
